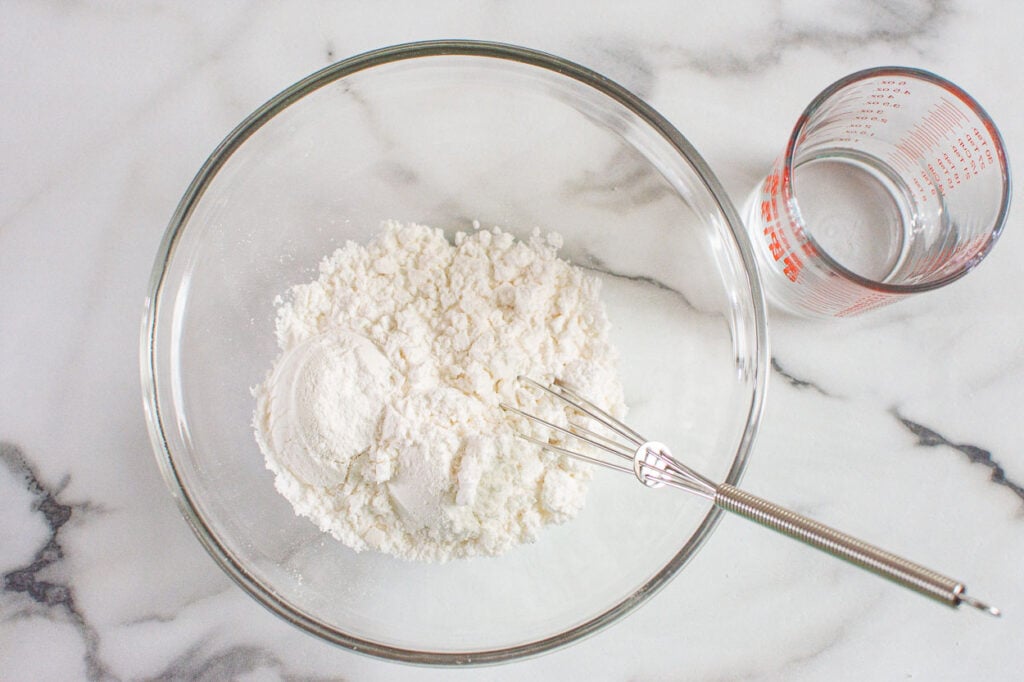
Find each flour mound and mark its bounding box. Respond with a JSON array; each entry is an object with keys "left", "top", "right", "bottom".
[{"left": 253, "top": 220, "right": 624, "bottom": 562}]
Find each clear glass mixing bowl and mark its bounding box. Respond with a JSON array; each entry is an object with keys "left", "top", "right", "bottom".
[{"left": 141, "top": 40, "right": 768, "bottom": 664}]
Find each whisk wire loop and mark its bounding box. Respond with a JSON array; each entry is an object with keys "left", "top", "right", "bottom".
[
  {"left": 519, "top": 376, "right": 645, "bottom": 446},
  {"left": 501, "top": 377, "right": 718, "bottom": 498}
]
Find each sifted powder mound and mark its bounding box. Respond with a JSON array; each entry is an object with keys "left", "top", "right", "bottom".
[{"left": 253, "top": 220, "right": 624, "bottom": 562}]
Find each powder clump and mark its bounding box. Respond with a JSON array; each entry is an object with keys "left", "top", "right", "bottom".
[{"left": 253, "top": 220, "right": 624, "bottom": 562}]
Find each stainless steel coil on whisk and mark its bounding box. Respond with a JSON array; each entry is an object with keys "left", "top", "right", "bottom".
[{"left": 501, "top": 376, "right": 1000, "bottom": 616}]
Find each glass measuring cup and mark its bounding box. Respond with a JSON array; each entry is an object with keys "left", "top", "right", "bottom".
[{"left": 746, "top": 67, "right": 1010, "bottom": 318}]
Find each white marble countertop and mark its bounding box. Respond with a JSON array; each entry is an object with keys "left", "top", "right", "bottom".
[{"left": 3, "top": 2, "right": 1022, "bottom": 679}]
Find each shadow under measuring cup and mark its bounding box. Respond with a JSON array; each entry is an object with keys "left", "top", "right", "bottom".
[{"left": 746, "top": 66, "right": 1011, "bottom": 318}]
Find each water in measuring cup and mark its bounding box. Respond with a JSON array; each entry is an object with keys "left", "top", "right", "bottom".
[{"left": 792, "top": 152, "right": 914, "bottom": 282}]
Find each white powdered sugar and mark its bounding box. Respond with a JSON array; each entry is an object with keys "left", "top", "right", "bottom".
[{"left": 253, "top": 220, "right": 624, "bottom": 562}]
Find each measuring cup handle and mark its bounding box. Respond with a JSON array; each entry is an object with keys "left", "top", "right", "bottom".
[{"left": 713, "top": 484, "right": 996, "bottom": 614}]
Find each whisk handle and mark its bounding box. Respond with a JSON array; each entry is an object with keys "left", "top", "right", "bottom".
[{"left": 714, "top": 484, "right": 997, "bottom": 614}]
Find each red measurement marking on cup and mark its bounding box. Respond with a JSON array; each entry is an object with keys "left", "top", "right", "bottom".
[
  {"left": 837, "top": 291, "right": 899, "bottom": 317},
  {"left": 758, "top": 168, "right": 805, "bottom": 283},
  {"left": 840, "top": 80, "right": 910, "bottom": 142},
  {"left": 887, "top": 98, "right": 993, "bottom": 206},
  {"left": 781, "top": 252, "right": 803, "bottom": 282}
]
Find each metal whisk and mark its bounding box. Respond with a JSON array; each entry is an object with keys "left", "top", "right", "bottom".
[{"left": 501, "top": 376, "right": 1000, "bottom": 616}]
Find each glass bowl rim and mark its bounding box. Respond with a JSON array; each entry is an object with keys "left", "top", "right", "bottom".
[{"left": 140, "top": 38, "right": 769, "bottom": 666}]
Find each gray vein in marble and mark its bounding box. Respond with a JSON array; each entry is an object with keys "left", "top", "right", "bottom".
[
  {"left": 120, "top": 584, "right": 238, "bottom": 629},
  {"left": 1, "top": 5, "right": 259, "bottom": 231},
  {"left": 719, "top": 628, "right": 847, "bottom": 682},
  {"left": 771, "top": 357, "right": 831, "bottom": 396},
  {"left": 576, "top": 39, "right": 657, "bottom": 99},
  {"left": 337, "top": 82, "right": 442, "bottom": 202},
  {"left": 563, "top": 147, "right": 673, "bottom": 213},
  {"left": 1, "top": 442, "right": 114, "bottom": 681},
  {"left": 653, "top": 0, "right": 951, "bottom": 76},
  {"left": 147, "top": 642, "right": 341, "bottom": 682},
  {"left": 340, "top": 82, "right": 391, "bottom": 152},
  {"left": 893, "top": 413, "right": 1024, "bottom": 506},
  {"left": 579, "top": 254, "right": 696, "bottom": 311},
  {"left": 709, "top": 585, "right": 886, "bottom": 682}
]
